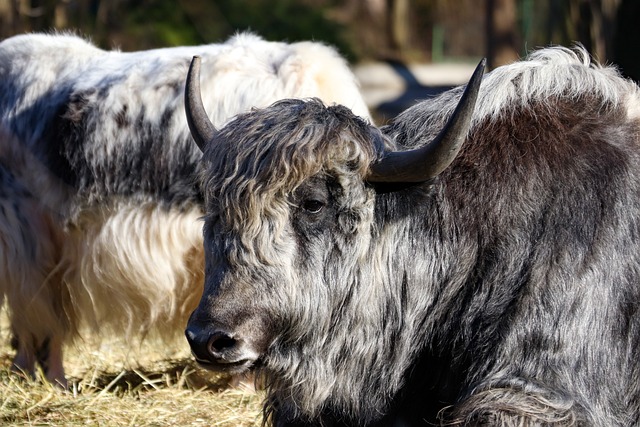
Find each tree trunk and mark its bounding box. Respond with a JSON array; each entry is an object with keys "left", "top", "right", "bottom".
[
  {"left": 485, "top": 0, "right": 519, "bottom": 69},
  {"left": 386, "top": 0, "right": 411, "bottom": 58}
]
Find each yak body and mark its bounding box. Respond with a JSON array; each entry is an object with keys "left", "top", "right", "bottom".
[
  {"left": 186, "top": 46, "right": 640, "bottom": 426},
  {"left": 0, "top": 32, "right": 370, "bottom": 385}
]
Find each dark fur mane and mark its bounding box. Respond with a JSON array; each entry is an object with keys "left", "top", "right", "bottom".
[{"left": 373, "top": 55, "right": 640, "bottom": 425}]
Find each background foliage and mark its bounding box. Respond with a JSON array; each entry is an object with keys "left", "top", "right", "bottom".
[{"left": 1, "top": 0, "right": 639, "bottom": 77}]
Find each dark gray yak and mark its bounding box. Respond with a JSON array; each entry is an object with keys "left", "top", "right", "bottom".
[{"left": 185, "top": 47, "right": 640, "bottom": 426}]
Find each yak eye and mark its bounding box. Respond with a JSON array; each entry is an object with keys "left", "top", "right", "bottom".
[{"left": 301, "top": 199, "right": 325, "bottom": 214}]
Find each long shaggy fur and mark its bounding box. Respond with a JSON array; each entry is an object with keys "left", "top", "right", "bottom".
[
  {"left": 200, "top": 101, "right": 386, "bottom": 421},
  {"left": 190, "top": 45, "right": 640, "bottom": 426},
  {"left": 0, "top": 31, "right": 370, "bottom": 384}
]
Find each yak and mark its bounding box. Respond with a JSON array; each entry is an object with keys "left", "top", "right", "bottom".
[
  {"left": 185, "top": 46, "right": 640, "bottom": 426},
  {"left": 0, "top": 31, "right": 370, "bottom": 387}
]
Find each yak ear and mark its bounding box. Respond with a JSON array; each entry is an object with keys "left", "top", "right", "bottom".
[
  {"left": 185, "top": 55, "right": 216, "bottom": 152},
  {"left": 367, "top": 58, "right": 485, "bottom": 186}
]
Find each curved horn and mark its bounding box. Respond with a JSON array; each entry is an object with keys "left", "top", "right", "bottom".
[
  {"left": 185, "top": 55, "right": 216, "bottom": 152},
  {"left": 367, "top": 58, "right": 486, "bottom": 183}
]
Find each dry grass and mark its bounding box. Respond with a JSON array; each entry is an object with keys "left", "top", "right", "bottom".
[{"left": 0, "top": 309, "right": 263, "bottom": 426}]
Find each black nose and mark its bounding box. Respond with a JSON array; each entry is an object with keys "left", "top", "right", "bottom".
[{"left": 185, "top": 327, "right": 238, "bottom": 364}]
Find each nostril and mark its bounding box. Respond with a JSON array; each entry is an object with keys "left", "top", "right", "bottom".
[
  {"left": 207, "top": 332, "right": 237, "bottom": 355},
  {"left": 185, "top": 327, "right": 246, "bottom": 366}
]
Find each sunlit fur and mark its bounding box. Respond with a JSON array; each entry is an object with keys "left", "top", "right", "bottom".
[
  {"left": 198, "top": 101, "right": 387, "bottom": 422},
  {"left": 192, "top": 46, "right": 640, "bottom": 426},
  {"left": 61, "top": 202, "right": 205, "bottom": 336},
  {"left": 0, "top": 31, "right": 370, "bottom": 385}
]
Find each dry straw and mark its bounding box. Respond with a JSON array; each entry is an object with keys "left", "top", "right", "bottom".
[{"left": 0, "top": 308, "right": 262, "bottom": 426}]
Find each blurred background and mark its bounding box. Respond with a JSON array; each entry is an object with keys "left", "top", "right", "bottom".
[{"left": 1, "top": 0, "right": 638, "bottom": 120}]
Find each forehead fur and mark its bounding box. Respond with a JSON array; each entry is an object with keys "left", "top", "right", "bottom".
[{"left": 201, "top": 98, "right": 383, "bottom": 231}]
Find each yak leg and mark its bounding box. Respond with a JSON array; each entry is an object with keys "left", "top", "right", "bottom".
[
  {"left": 11, "top": 334, "right": 67, "bottom": 388},
  {"left": 44, "top": 336, "right": 66, "bottom": 387},
  {"left": 1, "top": 193, "right": 68, "bottom": 386},
  {"left": 36, "top": 336, "right": 67, "bottom": 388},
  {"left": 11, "top": 334, "right": 36, "bottom": 378},
  {"left": 0, "top": 154, "right": 68, "bottom": 387}
]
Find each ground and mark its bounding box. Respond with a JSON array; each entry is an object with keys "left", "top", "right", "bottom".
[{"left": 0, "top": 308, "right": 262, "bottom": 426}]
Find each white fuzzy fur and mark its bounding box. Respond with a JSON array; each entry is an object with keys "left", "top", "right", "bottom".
[
  {"left": 62, "top": 202, "right": 205, "bottom": 337},
  {"left": 417, "top": 46, "right": 639, "bottom": 134},
  {"left": 0, "top": 31, "right": 370, "bottom": 385}
]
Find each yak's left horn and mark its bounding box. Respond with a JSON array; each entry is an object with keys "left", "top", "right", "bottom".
[
  {"left": 185, "top": 55, "right": 216, "bottom": 152},
  {"left": 367, "top": 58, "right": 486, "bottom": 183}
]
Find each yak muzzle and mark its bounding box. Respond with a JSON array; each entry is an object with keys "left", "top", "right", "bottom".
[{"left": 185, "top": 325, "right": 259, "bottom": 373}]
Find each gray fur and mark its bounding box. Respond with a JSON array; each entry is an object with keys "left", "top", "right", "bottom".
[{"left": 188, "top": 45, "right": 640, "bottom": 426}]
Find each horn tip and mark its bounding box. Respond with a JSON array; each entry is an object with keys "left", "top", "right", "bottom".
[
  {"left": 473, "top": 58, "right": 487, "bottom": 78},
  {"left": 185, "top": 54, "right": 215, "bottom": 153},
  {"left": 190, "top": 55, "right": 201, "bottom": 67}
]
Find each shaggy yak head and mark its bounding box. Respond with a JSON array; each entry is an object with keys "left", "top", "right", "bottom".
[{"left": 184, "top": 56, "right": 484, "bottom": 424}]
